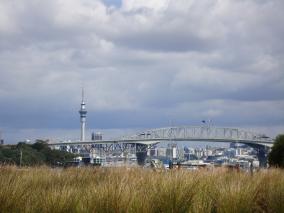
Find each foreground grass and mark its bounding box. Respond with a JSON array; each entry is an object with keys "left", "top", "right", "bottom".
[{"left": 0, "top": 166, "right": 283, "bottom": 213}]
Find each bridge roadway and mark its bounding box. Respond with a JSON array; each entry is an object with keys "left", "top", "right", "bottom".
[{"left": 48, "top": 126, "right": 274, "bottom": 147}]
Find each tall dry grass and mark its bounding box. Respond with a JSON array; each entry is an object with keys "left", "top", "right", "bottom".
[{"left": 0, "top": 166, "right": 283, "bottom": 213}]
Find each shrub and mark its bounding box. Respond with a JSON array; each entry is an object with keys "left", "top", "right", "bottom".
[{"left": 269, "top": 134, "right": 284, "bottom": 168}]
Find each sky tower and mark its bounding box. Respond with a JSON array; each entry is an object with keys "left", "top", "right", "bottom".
[{"left": 79, "top": 88, "right": 87, "bottom": 141}]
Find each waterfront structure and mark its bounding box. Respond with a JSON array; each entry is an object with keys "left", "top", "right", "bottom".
[{"left": 79, "top": 88, "right": 87, "bottom": 142}]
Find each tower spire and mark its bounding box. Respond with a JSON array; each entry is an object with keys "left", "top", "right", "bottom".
[
  {"left": 81, "top": 87, "right": 85, "bottom": 103},
  {"left": 79, "top": 88, "right": 87, "bottom": 142}
]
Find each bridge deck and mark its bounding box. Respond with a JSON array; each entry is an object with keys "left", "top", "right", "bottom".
[{"left": 48, "top": 126, "right": 274, "bottom": 148}]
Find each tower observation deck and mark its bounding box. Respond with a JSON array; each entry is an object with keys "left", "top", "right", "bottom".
[{"left": 79, "top": 88, "right": 87, "bottom": 141}]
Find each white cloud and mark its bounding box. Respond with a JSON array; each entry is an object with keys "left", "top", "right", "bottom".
[
  {"left": 0, "top": 0, "right": 283, "bottom": 142},
  {"left": 122, "top": 0, "right": 170, "bottom": 11}
]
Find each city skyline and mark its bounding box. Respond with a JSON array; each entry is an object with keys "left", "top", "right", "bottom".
[{"left": 0, "top": 0, "right": 284, "bottom": 143}]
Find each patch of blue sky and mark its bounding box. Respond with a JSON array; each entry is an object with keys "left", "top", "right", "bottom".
[{"left": 102, "top": 0, "right": 122, "bottom": 8}]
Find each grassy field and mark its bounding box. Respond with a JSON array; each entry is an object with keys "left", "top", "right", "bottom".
[{"left": 0, "top": 166, "right": 283, "bottom": 213}]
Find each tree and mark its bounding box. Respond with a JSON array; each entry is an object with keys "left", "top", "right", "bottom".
[
  {"left": 0, "top": 146, "right": 18, "bottom": 164},
  {"left": 268, "top": 134, "right": 284, "bottom": 168},
  {"left": 0, "top": 141, "right": 76, "bottom": 166},
  {"left": 32, "top": 140, "right": 49, "bottom": 152}
]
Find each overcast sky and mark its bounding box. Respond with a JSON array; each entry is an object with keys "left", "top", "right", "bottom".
[{"left": 0, "top": 0, "right": 283, "bottom": 143}]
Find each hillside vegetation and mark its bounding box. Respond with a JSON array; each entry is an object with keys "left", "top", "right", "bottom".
[
  {"left": 0, "top": 167, "right": 283, "bottom": 213},
  {"left": 0, "top": 141, "right": 76, "bottom": 166},
  {"left": 269, "top": 134, "right": 284, "bottom": 168}
]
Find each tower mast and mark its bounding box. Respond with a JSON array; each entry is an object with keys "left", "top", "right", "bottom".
[{"left": 79, "top": 88, "right": 87, "bottom": 141}]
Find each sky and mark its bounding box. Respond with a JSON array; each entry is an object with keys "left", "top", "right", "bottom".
[{"left": 0, "top": 0, "right": 284, "bottom": 143}]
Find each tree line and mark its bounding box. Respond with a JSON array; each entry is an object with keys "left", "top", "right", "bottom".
[{"left": 0, "top": 140, "right": 76, "bottom": 166}]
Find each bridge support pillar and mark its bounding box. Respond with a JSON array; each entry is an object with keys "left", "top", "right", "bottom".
[
  {"left": 136, "top": 151, "right": 147, "bottom": 165},
  {"left": 136, "top": 144, "right": 148, "bottom": 166},
  {"left": 257, "top": 146, "right": 268, "bottom": 168}
]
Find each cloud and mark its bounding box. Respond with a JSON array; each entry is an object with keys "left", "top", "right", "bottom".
[{"left": 0, "top": 0, "right": 283, "bottom": 143}]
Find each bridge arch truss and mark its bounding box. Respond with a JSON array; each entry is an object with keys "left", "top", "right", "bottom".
[{"left": 117, "top": 126, "right": 274, "bottom": 147}]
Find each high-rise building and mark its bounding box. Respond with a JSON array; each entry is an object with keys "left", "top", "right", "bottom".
[
  {"left": 93, "top": 132, "right": 103, "bottom": 140},
  {"left": 79, "top": 88, "right": 87, "bottom": 141}
]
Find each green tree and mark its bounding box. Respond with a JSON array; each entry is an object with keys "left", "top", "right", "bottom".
[
  {"left": 269, "top": 134, "right": 284, "bottom": 168},
  {"left": 0, "top": 146, "right": 18, "bottom": 164},
  {"left": 0, "top": 141, "right": 76, "bottom": 166},
  {"left": 16, "top": 142, "right": 46, "bottom": 166},
  {"left": 32, "top": 140, "right": 49, "bottom": 152}
]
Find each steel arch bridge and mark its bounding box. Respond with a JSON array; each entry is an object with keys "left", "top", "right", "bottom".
[
  {"left": 49, "top": 126, "right": 274, "bottom": 147},
  {"left": 49, "top": 126, "right": 274, "bottom": 167},
  {"left": 117, "top": 126, "right": 274, "bottom": 147}
]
